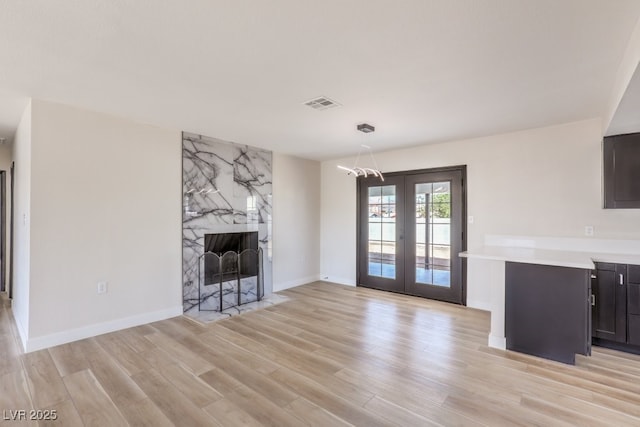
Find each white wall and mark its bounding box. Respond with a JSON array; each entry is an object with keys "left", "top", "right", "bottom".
[
  {"left": 272, "top": 153, "right": 321, "bottom": 290},
  {"left": 320, "top": 118, "right": 640, "bottom": 309},
  {"left": 12, "top": 101, "right": 31, "bottom": 345},
  {"left": 320, "top": 158, "right": 358, "bottom": 286},
  {"left": 21, "top": 100, "right": 182, "bottom": 351},
  {"left": 605, "top": 15, "right": 640, "bottom": 132}
]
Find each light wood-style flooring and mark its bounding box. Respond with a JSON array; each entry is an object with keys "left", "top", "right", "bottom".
[{"left": 2, "top": 281, "right": 640, "bottom": 426}]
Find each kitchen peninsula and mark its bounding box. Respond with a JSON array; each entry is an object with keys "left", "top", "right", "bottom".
[{"left": 461, "top": 236, "right": 640, "bottom": 364}]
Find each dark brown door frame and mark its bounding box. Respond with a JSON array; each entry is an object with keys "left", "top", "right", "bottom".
[
  {"left": 356, "top": 165, "right": 467, "bottom": 305},
  {"left": 9, "top": 162, "right": 14, "bottom": 299},
  {"left": 356, "top": 174, "right": 406, "bottom": 293},
  {"left": 403, "top": 168, "right": 466, "bottom": 303},
  {"left": 0, "top": 170, "right": 5, "bottom": 293}
]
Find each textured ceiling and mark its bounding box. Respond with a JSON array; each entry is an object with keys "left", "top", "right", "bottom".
[{"left": 1, "top": 1, "right": 640, "bottom": 160}]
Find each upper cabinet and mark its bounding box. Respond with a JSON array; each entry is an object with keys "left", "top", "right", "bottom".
[{"left": 604, "top": 132, "right": 640, "bottom": 209}]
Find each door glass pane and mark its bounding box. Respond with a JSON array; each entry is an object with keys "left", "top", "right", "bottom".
[
  {"left": 369, "top": 205, "right": 382, "bottom": 219},
  {"left": 368, "top": 186, "right": 382, "bottom": 201},
  {"left": 369, "top": 223, "right": 380, "bottom": 240},
  {"left": 431, "top": 224, "right": 450, "bottom": 245},
  {"left": 368, "top": 185, "right": 396, "bottom": 279},
  {"left": 415, "top": 181, "right": 451, "bottom": 287}
]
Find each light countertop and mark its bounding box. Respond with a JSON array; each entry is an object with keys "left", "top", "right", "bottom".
[{"left": 460, "top": 246, "right": 640, "bottom": 270}]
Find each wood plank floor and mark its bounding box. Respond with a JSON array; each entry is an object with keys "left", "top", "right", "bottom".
[{"left": 2, "top": 281, "right": 640, "bottom": 426}]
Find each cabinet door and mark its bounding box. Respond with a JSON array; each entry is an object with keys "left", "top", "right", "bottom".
[
  {"left": 604, "top": 133, "right": 640, "bottom": 209},
  {"left": 592, "top": 263, "right": 627, "bottom": 343},
  {"left": 506, "top": 262, "right": 590, "bottom": 364},
  {"left": 627, "top": 265, "right": 640, "bottom": 345}
]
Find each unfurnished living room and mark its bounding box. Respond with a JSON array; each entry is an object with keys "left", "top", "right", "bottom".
[{"left": 2, "top": 1, "right": 640, "bottom": 426}]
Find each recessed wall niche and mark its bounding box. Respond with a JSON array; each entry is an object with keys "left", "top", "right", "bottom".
[{"left": 182, "top": 132, "right": 272, "bottom": 313}]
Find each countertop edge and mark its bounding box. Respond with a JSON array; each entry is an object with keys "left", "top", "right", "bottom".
[{"left": 459, "top": 247, "right": 640, "bottom": 270}]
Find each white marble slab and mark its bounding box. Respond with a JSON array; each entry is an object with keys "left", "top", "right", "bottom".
[
  {"left": 184, "top": 293, "right": 289, "bottom": 324},
  {"left": 182, "top": 132, "right": 273, "bottom": 313}
]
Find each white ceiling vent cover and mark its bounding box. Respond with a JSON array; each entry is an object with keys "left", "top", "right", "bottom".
[{"left": 303, "top": 96, "right": 341, "bottom": 110}]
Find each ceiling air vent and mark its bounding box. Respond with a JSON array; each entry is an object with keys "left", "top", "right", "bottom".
[{"left": 303, "top": 96, "right": 341, "bottom": 111}]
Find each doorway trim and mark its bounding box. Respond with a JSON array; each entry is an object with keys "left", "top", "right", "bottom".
[
  {"left": 9, "top": 162, "right": 14, "bottom": 299},
  {"left": 356, "top": 165, "right": 467, "bottom": 305},
  {"left": 0, "top": 171, "right": 5, "bottom": 293}
]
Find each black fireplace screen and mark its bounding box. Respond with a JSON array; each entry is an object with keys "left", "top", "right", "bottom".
[
  {"left": 198, "top": 232, "right": 263, "bottom": 311},
  {"left": 204, "top": 232, "right": 258, "bottom": 282},
  {"left": 205, "top": 232, "right": 258, "bottom": 255}
]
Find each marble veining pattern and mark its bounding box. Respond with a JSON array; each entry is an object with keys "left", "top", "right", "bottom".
[
  {"left": 199, "top": 277, "right": 259, "bottom": 311},
  {"left": 184, "top": 294, "right": 290, "bottom": 324},
  {"left": 182, "top": 132, "right": 272, "bottom": 313}
]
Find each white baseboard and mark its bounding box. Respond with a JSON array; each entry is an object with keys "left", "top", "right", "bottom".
[
  {"left": 488, "top": 334, "right": 507, "bottom": 350},
  {"left": 466, "top": 298, "right": 492, "bottom": 312},
  {"left": 13, "top": 312, "right": 28, "bottom": 352},
  {"left": 319, "top": 276, "right": 356, "bottom": 287},
  {"left": 23, "top": 305, "right": 184, "bottom": 353},
  {"left": 273, "top": 275, "right": 322, "bottom": 292}
]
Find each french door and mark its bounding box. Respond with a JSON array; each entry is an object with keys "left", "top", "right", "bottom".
[{"left": 357, "top": 166, "right": 466, "bottom": 305}]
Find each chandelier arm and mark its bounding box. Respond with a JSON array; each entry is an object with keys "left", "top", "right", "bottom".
[
  {"left": 337, "top": 165, "right": 358, "bottom": 176},
  {"left": 362, "top": 167, "right": 378, "bottom": 175}
]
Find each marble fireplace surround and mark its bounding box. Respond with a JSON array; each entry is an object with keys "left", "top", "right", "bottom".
[{"left": 182, "top": 132, "right": 273, "bottom": 314}]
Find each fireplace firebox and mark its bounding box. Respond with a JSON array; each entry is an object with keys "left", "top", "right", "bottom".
[{"left": 198, "top": 232, "right": 263, "bottom": 311}]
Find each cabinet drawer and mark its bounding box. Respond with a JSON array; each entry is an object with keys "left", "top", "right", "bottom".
[
  {"left": 629, "top": 315, "right": 640, "bottom": 346},
  {"left": 629, "top": 283, "right": 640, "bottom": 315},
  {"left": 628, "top": 265, "right": 640, "bottom": 284},
  {"left": 595, "top": 263, "right": 617, "bottom": 272}
]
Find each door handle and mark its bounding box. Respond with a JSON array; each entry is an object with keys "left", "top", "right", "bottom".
[
  {"left": 619, "top": 274, "right": 624, "bottom": 285},
  {"left": 591, "top": 294, "right": 596, "bottom": 306}
]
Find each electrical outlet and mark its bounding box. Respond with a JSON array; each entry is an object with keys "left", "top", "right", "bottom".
[
  {"left": 97, "top": 281, "right": 108, "bottom": 294},
  {"left": 584, "top": 226, "right": 594, "bottom": 237}
]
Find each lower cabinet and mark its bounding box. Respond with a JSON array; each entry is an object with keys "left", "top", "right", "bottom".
[
  {"left": 591, "top": 263, "right": 627, "bottom": 343},
  {"left": 592, "top": 263, "right": 640, "bottom": 352},
  {"left": 505, "top": 262, "right": 591, "bottom": 365},
  {"left": 627, "top": 265, "right": 640, "bottom": 346}
]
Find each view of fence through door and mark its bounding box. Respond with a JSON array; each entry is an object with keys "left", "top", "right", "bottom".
[
  {"left": 368, "top": 182, "right": 451, "bottom": 285},
  {"left": 415, "top": 181, "right": 451, "bottom": 287},
  {"left": 367, "top": 185, "right": 397, "bottom": 279},
  {"left": 358, "top": 166, "right": 466, "bottom": 305}
]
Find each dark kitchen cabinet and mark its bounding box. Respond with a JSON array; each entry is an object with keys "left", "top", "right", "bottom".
[
  {"left": 592, "top": 263, "right": 640, "bottom": 353},
  {"left": 591, "top": 263, "right": 627, "bottom": 343},
  {"left": 506, "top": 262, "right": 591, "bottom": 364},
  {"left": 603, "top": 133, "right": 640, "bottom": 209},
  {"left": 628, "top": 265, "right": 640, "bottom": 346}
]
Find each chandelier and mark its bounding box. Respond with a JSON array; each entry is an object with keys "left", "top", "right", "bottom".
[{"left": 337, "top": 123, "right": 384, "bottom": 181}]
